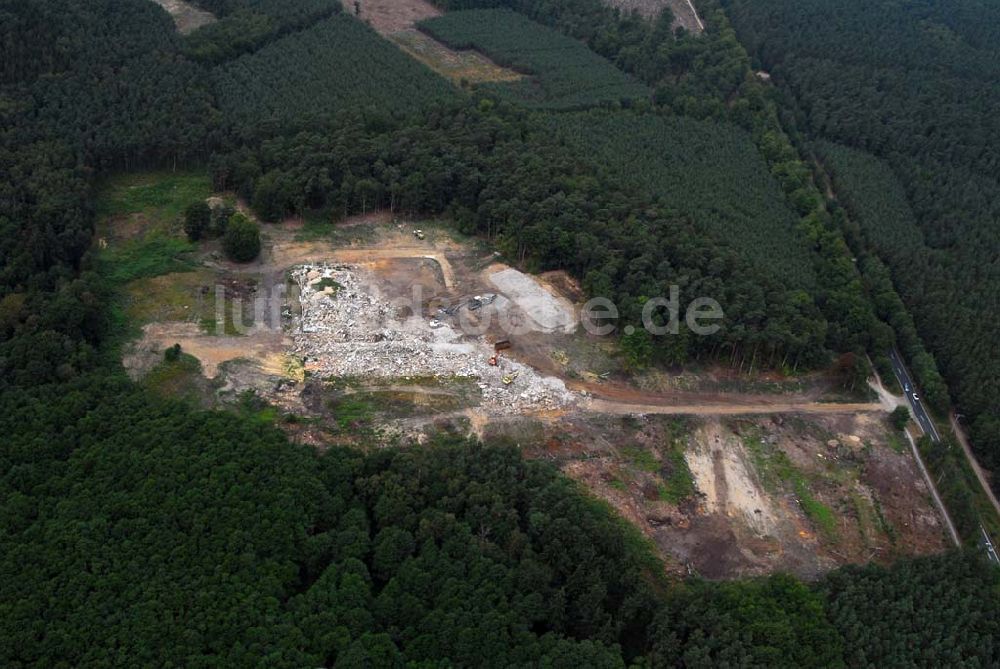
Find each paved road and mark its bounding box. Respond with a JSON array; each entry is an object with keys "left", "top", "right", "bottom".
[
  {"left": 887, "top": 349, "right": 941, "bottom": 440},
  {"left": 981, "top": 526, "right": 1000, "bottom": 564},
  {"left": 887, "top": 349, "right": 999, "bottom": 565}
]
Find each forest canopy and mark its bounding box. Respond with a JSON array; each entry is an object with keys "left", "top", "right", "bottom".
[
  {"left": 721, "top": 0, "right": 1000, "bottom": 489},
  {"left": 419, "top": 9, "right": 651, "bottom": 109},
  {"left": 2, "top": 0, "right": 1000, "bottom": 665}
]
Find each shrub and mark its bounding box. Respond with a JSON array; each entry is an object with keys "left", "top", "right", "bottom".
[
  {"left": 223, "top": 213, "right": 261, "bottom": 263},
  {"left": 183, "top": 201, "right": 212, "bottom": 241},
  {"left": 890, "top": 406, "right": 911, "bottom": 431}
]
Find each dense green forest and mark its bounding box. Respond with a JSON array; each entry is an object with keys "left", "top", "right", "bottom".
[
  {"left": 547, "top": 111, "right": 815, "bottom": 289},
  {"left": 721, "top": 0, "right": 1000, "bottom": 488},
  {"left": 3, "top": 0, "right": 1000, "bottom": 664},
  {"left": 426, "top": 0, "right": 891, "bottom": 367},
  {"left": 217, "top": 106, "right": 837, "bottom": 368},
  {"left": 419, "top": 9, "right": 650, "bottom": 109},
  {"left": 4, "top": 379, "right": 999, "bottom": 666},
  {"left": 430, "top": 0, "right": 749, "bottom": 111},
  {"left": 183, "top": 0, "right": 342, "bottom": 62},
  {"left": 213, "top": 15, "right": 457, "bottom": 125}
]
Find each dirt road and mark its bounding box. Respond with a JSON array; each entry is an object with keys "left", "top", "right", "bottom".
[
  {"left": 328, "top": 248, "right": 456, "bottom": 288},
  {"left": 584, "top": 397, "right": 884, "bottom": 416},
  {"left": 357, "top": 0, "right": 441, "bottom": 34},
  {"left": 262, "top": 242, "right": 457, "bottom": 288},
  {"left": 604, "top": 0, "right": 704, "bottom": 33},
  {"left": 904, "top": 427, "right": 961, "bottom": 546},
  {"left": 950, "top": 414, "right": 1000, "bottom": 519}
]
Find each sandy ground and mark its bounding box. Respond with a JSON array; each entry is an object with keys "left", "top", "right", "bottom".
[
  {"left": 149, "top": 0, "right": 215, "bottom": 34},
  {"left": 559, "top": 414, "right": 948, "bottom": 579},
  {"left": 486, "top": 265, "right": 577, "bottom": 334},
  {"left": 357, "top": 0, "right": 523, "bottom": 83},
  {"left": 117, "top": 205, "right": 952, "bottom": 579},
  {"left": 127, "top": 322, "right": 288, "bottom": 378},
  {"left": 605, "top": 0, "right": 704, "bottom": 33},
  {"left": 687, "top": 421, "right": 778, "bottom": 536},
  {"left": 389, "top": 31, "right": 524, "bottom": 84},
  {"left": 585, "top": 397, "right": 884, "bottom": 416},
  {"left": 356, "top": 0, "right": 441, "bottom": 34}
]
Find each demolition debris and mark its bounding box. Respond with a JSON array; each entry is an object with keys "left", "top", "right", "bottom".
[{"left": 289, "top": 264, "right": 574, "bottom": 414}]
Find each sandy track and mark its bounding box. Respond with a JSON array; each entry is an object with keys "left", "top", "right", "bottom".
[
  {"left": 584, "top": 398, "right": 885, "bottom": 416},
  {"left": 330, "top": 248, "right": 456, "bottom": 288},
  {"left": 357, "top": 0, "right": 442, "bottom": 35},
  {"left": 137, "top": 322, "right": 288, "bottom": 378},
  {"left": 269, "top": 243, "right": 457, "bottom": 288},
  {"left": 150, "top": 0, "right": 215, "bottom": 34},
  {"left": 605, "top": 0, "right": 704, "bottom": 33},
  {"left": 949, "top": 414, "right": 1000, "bottom": 518}
]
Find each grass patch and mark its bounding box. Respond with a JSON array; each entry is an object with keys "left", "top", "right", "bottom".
[
  {"left": 294, "top": 209, "right": 340, "bottom": 241},
  {"left": 95, "top": 171, "right": 212, "bottom": 224},
  {"left": 329, "top": 395, "right": 375, "bottom": 431},
  {"left": 99, "top": 236, "right": 195, "bottom": 285},
  {"left": 293, "top": 209, "right": 382, "bottom": 245},
  {"left": 871, "top": 497, "right": 897, "bottom": 545},
  {"left": 93, "top": 172, "right": 219, "bottom": 357},
  {"left": 744, "top": 435, "right": 798, "bottom": 493},
  {"left": 621, "top": 445, "right": 659, "bottom": 473},
  {"left": 886, "top": 431, "right": 906, "bottom": 454},
  {"left": 658, "top": 449, "right": 696, "bottom": 504},
  {"left": 233, "top": 390, "right": 280, "bottom": 427},
  {"left": 313, "top": 277, "right": 342, "bottom": 293},
  {"left": 94, "top": 172, "right": 211, "bottom": 285},
  {"left": 143, "top": 353, "right": 209, "bottom": 405},
  {"left": 799, "top": 493, "right": 838, "bottom": 538},
  {"left": 744, "top": 433, "right": 839, "bottom": 540},
  {"left": 619, "top": 421, "right": 696, "bottom": 505},
  {"left": 125, "top": 271, "right": 213, "bottom": 324}
]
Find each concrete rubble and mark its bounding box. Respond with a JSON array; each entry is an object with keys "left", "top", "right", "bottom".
[{"left": 289, "top": 264, "right": 575, "bottom": 414}]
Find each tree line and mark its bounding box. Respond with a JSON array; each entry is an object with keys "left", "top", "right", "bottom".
[
  {"left": 721, "top": 0, "right": 1000, "bottom": 491},
  {"left": 4, "top": 375, "right": 998, "bottom": 666},
  {"left": 419, "top": 9, "right": 651, "bottom": 109},
  {"left": 2, "top": 0, "right": 999, "bottom": 665}
]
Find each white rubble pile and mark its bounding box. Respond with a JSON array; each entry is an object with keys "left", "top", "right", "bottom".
[{"left": 290, "top": 264, "right": 575, "bottom": 415}]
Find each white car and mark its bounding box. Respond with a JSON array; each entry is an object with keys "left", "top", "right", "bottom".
[{"left": 912, "top": 393, "right": 919, "bottom": 401}]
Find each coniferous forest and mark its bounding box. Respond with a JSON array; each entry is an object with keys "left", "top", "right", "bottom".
[
  {"left": 2, "top": 0, "right": 1000, "bottom": 665},
  {"left": 722, "top": 0, "right": 1000, "bottom": 488}
]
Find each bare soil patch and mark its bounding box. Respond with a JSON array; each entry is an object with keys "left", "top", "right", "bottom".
[
  {"left": 150, "top": 0, "right": 216, "bottom": 34},
  {"left": 559, "top": 414, "right": 948, "bottom": 579},
  {"left": 390, "top": 30, "right": 523, "bottom": 84},
  {"left": 486, "top": 264, "right": 576, "bottom": 334},
  {"left": 605, "top": 0, "right": 704, "bottom": 33},
  {"left": 357, "top": 0, "right": 442, "bottom": 34},
  {"left": 356, "top": 0, "right": 522, "bottom": 83},
  {"left": 127, "top": 322, "right": 288, "bottom": 379},
  {"left": 117, "top": 199, "right": 949, "bottom": 580}
]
